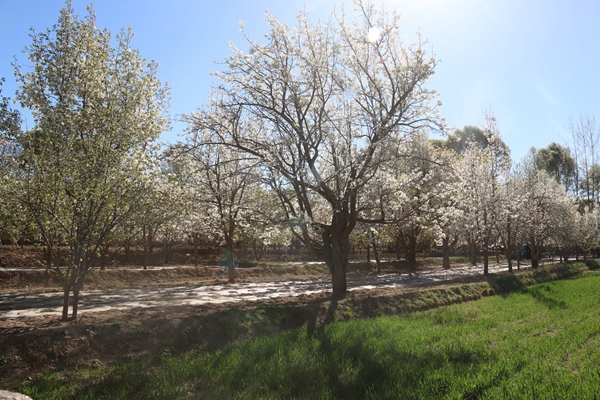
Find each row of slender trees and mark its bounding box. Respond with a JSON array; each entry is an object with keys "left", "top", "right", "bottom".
[{"left": 1, "top": 1, "right": 599, "bottom": 320}]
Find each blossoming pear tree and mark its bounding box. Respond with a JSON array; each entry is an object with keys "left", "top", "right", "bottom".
[
  {"left": 8, "top": 1, "right": 169, "bottom": 320},
  {"left": 194, "top": 1, "right": 442, "bottom": 296}
]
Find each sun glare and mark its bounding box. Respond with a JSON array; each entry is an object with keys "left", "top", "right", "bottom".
[{"left": 366, "top": 26, "right": 381, "bottom": 43}]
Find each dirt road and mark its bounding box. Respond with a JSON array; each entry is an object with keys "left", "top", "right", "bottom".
[{"left": 0, "top": 261, "right": 535, "bottom": 320}]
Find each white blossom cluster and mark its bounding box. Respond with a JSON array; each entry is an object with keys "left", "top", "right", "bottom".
[{"left": 1, "top": 1, "right": 598, "bottom": 306}]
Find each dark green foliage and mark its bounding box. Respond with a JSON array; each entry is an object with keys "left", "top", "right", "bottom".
[
  {"left": 533, "top": 142, "right": 577, "bottom": 192},
  {"left": 488, "top": 261, "right": 591, "bottom": 296},
  {"left": 445, "top": 125, "right": 509, "bottom": 156}
]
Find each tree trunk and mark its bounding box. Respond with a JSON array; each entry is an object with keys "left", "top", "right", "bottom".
[
  {"left": 395, "top": 236, "right": 402, "bottom": 260},
  {"left": 70, "top": 262, "right": 89, "bottom": 320},
  {"left": 531, "top": 245, "right": 540, "bottom": 268},
  {"left": 252, "top": 239, "right": 265, "bottom": 261},
  {"left": 483, "top": 243, "right": 489, "bottom": 276},
  {"left": 61, "top": 287, "right": 70, "bottom": 321},
  {"left": 469, "top": 238, "right": 477, "bottom": 266},
  {"left": 45, "top": 245, "right": 52, "bottom": 270},
  {"left": 442, "top": 236, "right": 451, "bottom": 269},
  {"left": 482, "top": 231, "right": 490, "bottom": 275},
  {"left": 322, "top": 226, "right": 350, "bottom": 298},
  {"left": 142, "top": 226, "right": 153, "bottom": 270},
  {"left": 399, "top": 230, "right": 418, "bottom": 271},
  {"left": 407, "top": 234, "right": 417, "bottom": 271},
  {"left": 100, "top": 243, "right": 109, "bottom": 271},
  {"left": 331, "top": 254, "right": 347, "bottom": 297}
]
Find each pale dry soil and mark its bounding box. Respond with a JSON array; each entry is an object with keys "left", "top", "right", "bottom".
[{"left": 0, "top": 262, "right": 529, "bottom": 319}]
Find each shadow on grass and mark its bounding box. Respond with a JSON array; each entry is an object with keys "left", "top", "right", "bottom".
[
  {"left": 312, "top": 337, "right": 492, "bottom": 399},
  {"left": 17, "top": 260, "right": 600, "bottom": 398},
  {"left": 486, "top": 262, "right": 591, "bottom": 309},
  {"left": 488, "top": 273, "right": 527, "bottom": 295},
  {"left": 526, "top": 285, "right": 567, "bottom": 310},
  {"left": 582, "top": 259, "right": 600, "bottom": 270},
  {"left": 306, "top": 298, "right": 338, "bottom": 338},
  {"left": 488, "top": 260, "right": 596, "bottom": 297},
  {"left": 67, "top": 320, "right": 495, "bottom": 399}
]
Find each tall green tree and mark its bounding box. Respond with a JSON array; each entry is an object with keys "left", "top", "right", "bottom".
[
  {"left": 533, "top": 142, "right": 577, "bottom": 194},
  {"left": 8, "top": 1, "right": 170, "bottom": 320},
  {"left": 446, "top": 125, "right": 509, "bottom": 158}
]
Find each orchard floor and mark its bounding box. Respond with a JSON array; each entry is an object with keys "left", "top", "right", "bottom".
[
  {"left": 0, "top": 262, "right": 531, "bottom": 320},
  {"left": 0, "top": 256, "right": 550, "bottom": 389}
]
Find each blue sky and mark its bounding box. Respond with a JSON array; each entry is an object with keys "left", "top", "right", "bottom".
[{"left": 1, "top": 0, "right": 599, "bottom": 162}]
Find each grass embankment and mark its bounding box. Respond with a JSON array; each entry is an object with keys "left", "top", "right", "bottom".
[{"left": 15, "top": 260, "right": 600, "bottom": 399}]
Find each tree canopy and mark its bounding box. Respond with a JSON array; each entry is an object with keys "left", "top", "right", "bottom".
[
  {"left": 186, "top": 1, "right": 443, "bottom": 296},
  {"left": 533, "top": 142, "right": 577, "bottom": 194},
  {"left": 2, "top": 0, "right": 599, "bottom": 311},
  {"left": 5, "top": 0, "right": 170, "bottom": 320},
  {"left": 446, "top": 125, "right": 510, "bottom": 157}
]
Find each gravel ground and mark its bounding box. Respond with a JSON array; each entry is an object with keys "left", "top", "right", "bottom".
[{"left": 0, "top": 260, "right": 545, "bottom": 319}]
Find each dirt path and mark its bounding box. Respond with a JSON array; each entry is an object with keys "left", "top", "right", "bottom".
[{"left": 0, "top": 261, "right": 537, "bottom": 320}]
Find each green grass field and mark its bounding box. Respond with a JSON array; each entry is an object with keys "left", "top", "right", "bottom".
[{"left": 21, "top": 271, "right": 600, "bottom": 399}]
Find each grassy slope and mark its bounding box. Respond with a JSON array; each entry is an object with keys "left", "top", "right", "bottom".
[{"left": 18, "top": 263, "right": 600, "bottom": 399}]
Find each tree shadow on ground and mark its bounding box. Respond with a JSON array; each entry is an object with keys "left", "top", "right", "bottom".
[
  {"left": 487, "top": 269, "right": 567, "bottom": 309},
  {"left": 582, "top": 259, "right": 600, "bottom": 270},
  {"left": 525, "top": 285, "right": 567, "bottom": 310},
  {"left": 69, "top": 312, "right": 498, "bottom": 400},
  {"left": 488, "top": 273, "right": 527, "bottom": 296}
]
